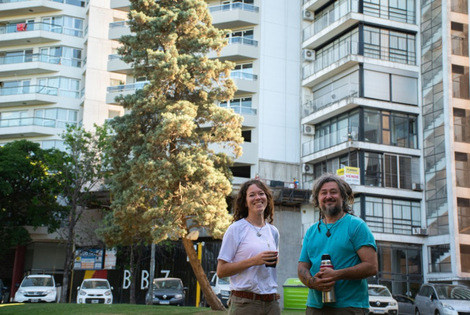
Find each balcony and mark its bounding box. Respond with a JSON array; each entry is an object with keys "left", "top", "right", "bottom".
[
  {"left": 303, "top": 3, "right": 361, "bottom": 50},
  {"left": 106, "top": 81, "right": 149, "bottom": 104},
  {"left": 0, "top": 22, "right": 83, "bottom": 46},
  {"left": 107, "top": 54, "right": 133, "bottom": 74},
  {"left": 108, "top": 20, "right": 131, "bottom": 40},
  {"left": 208, "top": 37, "right": 259, "bottom": 61},
  {"left": 302, "top": 41, "right": 361, "bottom": 87},
  {"left": 0, "top": 117, "right": 68, "bottom": 138},
  {"left": 0, "top": 85, "right": 81, "bottom": 106},
  {"left": 110, "top": 0, "right": 129, "bottom": 12},
  {"left": 303, "top": 0, "right": 331, "bottom": 12},
  {"left": 231, "top": 71, "right": 258, "bottom": 94},
  {"left": 0, "top": 53, "right": 82, "bottom": 76},
  {"left": 209, "top": 3, "right": 259, "bottom": 29},
  {"left": 0, "top": 0, "right": 83, "bottom": 18}
]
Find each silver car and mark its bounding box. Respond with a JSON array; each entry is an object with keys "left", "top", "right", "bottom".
[{"left": 414, "top": 283, "right": 470, "bottom": 315}]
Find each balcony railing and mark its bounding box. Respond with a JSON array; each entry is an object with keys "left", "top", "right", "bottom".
[
  {"left": 228, "top": 37, "right": 258, "bottom": 47},
  {"left": 303, "top": 40, "right": 358, "bottom": 79},
  {"left": 109, "top": 20, "right": 128, "bottom": 28},
  {"left": 106, "top": 81, "right": 149, "bottom": 93},
  {"left": 0, "top": 22, "right": 84, "bottom": 37},
  {"left": 230, "top": 71, "right": 258, "bottom": 80},
  {"left": 209, "top": 2, "right": 259, "bottom": 13},
  {"left": 0, "top": 0, "right": 87, "bottom": 6},
  {"left": 303, "top": 84, "right": 358, "bottom": 116},
  {"left": 0, "top": 53, "right": 81, "bottom": 67},
  {"left": 221, "top": 105, "right": 257, "bottom": 115},
  {"left": 0, "top": 117, "right": 76, "bottom": 129},
  {"left": 0, "top": 85, "right": 79, "bottom": 98},
  {"left": 302, "top": 125, "right": 353, "bottom": 156},
  {"left": 303, "top": 0, "right": 358, "bottom": 40}
]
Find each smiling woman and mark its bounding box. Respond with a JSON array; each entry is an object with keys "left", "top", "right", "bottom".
[{"left": 216, "top": 179, "right": 281, "bottom": 315}]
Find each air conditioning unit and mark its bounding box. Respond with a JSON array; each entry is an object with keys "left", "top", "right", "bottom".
[
  {"left": 412, "top": 182, "right": 423, "bottom": 191},
  {"left": 303, "top": 49, "right": 315, "bottom": 61},
  {"left": 303, "top": 164, "right": 314, "bottom": 174},
  {"left": 302, "top": 9, "right": 314, "bottom": 21},
  {"left": 412, "top": 227, "right": 428, "bottom": 236},
  {"left": 303, "top": 124, "right": 315, "bottom": 135}
]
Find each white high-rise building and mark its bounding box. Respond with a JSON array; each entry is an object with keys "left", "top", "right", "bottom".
[
  {"left": 301, "top": 0, "right": 470, "bottom": 293},
  {"left": 1, "top": 0, "right": 469, "bottom": 304}
]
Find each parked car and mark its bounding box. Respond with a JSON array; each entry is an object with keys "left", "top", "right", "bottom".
[
  {"left": 414, "top": 283, "right": 470, "bottom": 315},
  {"left": 209, "top": 272, "right": 230, "bottom": 307},
  {"left": 0, "top": 279, "right": 9, "bottom": 303},
  {"left": 392, "top": 294, "right": 414, "bottom": 315},
  {"left": 76, "top": 278, "right": 113, "bottom": 304},
  {"left": 368, "top": 284, "right": 398, "bottom": 315},
  {"left": 13, "top": 274, "right": 58, "bottom": 303},
  {"left": 147, "top": 277, "right": 187, "bottom": 306}
]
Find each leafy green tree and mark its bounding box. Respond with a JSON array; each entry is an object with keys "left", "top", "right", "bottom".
[
  {"left": 106, "top": 0, "right": 243, "bottom": 309},
  {"left": 50, "top": 124, "right": 112, "bottom": 303},
  {"left": 0, "top": 140, "right": 66, "bottom": 252}
]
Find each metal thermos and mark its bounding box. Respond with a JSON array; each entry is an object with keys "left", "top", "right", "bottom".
[{"left": 320, "top": 254, "right": 336, "bottom": 303}]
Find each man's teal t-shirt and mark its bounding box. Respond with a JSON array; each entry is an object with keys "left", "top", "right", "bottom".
[{"left": 298, "top": 213, "right": 376, "bottom": 309}]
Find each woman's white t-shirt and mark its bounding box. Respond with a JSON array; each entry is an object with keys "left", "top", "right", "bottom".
[{"left": 217, "top": 218, "right": 279, "bottom": 294}]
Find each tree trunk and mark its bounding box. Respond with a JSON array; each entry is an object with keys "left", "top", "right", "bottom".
[
  {"left": 129, "top": 245, "right": 136, "bottom": 304},
  {"left": 182, "top": 238, "right": 225, "bottom": 311},
  {"left": 60, "top": 210, "right": 75, "bottom": 303}
]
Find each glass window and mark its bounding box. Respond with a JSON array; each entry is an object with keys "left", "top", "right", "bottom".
[
  {"left": 454, "top": 108, "right": 470, "bottom": 143},
  {"left": 364, "top": 197, "right": 421, "bottom": 235},
  {"left": 429, "top": 244, "right": 451, "bottom": 273},
  {"left": 458, "top": 198, "right": 470, "bottom": 235},
  {"left": 461, "top": 244, "right": 470, "bottom": 273},
  {"left": 364, "top": 110, "right": 380, "bottom": 142},
  {"left": 455, "top": 152, "right": 470, "bottom": 188},
  {"left": 451, "top": 22, "right": 469, "bottom": 57},
  {"left": 451, "top": 0, "right": 468, "bottom": 13},
  {"left": 452, "top": 65, "right": 470, "bottom": 99}
]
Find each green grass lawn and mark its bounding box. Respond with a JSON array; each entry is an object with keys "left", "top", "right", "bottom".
[{"left": 0, "top": 303, "right": 305, "bottom": 314}]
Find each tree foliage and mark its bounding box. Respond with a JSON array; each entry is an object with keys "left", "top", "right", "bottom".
[
  {"left": 49, "top": 124, "right": 112, "bottom": 303},
  {"left": 0, "top": 140, "right": 66, "bottom": 252},
  {"left": 103, "top": 0, "right": 243, "bottom": 309}
]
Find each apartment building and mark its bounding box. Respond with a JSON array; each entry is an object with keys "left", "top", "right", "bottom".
[
  {"left": 0, "top": 0, "right": 122, "bottom": 296},
  {"left": 2, "top": 0, "right": 469, "bottom": 303},
  {"left": 301, "top": 0, "right": 470, "bottom": 294}
]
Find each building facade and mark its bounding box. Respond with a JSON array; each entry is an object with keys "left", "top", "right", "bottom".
[
  {"left": 0, "top": 0, "right": 469, "bottom": 304},
  {"left": 301, "top": 0, "right": 470, "bottom": 295}
]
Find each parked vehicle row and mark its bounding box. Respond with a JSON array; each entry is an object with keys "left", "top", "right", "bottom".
[{"left": 367, "top": 283, "right": 470, "bottom": 315}]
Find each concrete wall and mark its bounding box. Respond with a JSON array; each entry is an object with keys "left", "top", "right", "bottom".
[{"left": 274, "top": 205, "right": 303, "bottom": 308}]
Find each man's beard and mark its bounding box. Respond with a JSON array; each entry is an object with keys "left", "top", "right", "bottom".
[{"left": 322, "top": 204, "right": 342, "bottom": 217}]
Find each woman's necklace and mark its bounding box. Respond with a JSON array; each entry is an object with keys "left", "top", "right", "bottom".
[
  {"left": 246, "top": 219, "right": 264, "bottom": 237},
  {"left": 324, "top": 213, "right": 345, "bottom": 237}
]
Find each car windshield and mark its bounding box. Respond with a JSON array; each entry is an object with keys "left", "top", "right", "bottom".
[
  {"left": 153, "top": 279, "right": 182, "bottom": 290},
  {"left": 219, "top": 277, "right": 230, "bottom": 285},
  {"left": 435, "top": 285, "right": 470, "bottom": 300},
  {"left": 22, "top": 277, "right": 53, "bottom": 287},
  {"left": 369, "top": 286, "right": 392, "bottom": 297},
  {"left": 82, "top": 280, "right": 110, "bottom": 290}
]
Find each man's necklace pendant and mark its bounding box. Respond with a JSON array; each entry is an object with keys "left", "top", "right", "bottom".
[
  {"left": 326, "top": 230, "right": 331, "bottom": 237},
  {"left": 256, "top": 231, "right": 262, "bottom": 237}
]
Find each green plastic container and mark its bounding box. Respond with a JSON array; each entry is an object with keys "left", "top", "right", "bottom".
[{"left": 283, "top": 278, "right": 308, "bottom": 310}]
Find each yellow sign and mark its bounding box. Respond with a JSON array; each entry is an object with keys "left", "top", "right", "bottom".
[{"left": 337, "top": 167, "right": 360, "bottom": 185}]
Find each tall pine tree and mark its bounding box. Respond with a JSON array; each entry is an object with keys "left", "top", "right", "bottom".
[{"left": 106, "top": 0, "right": 243, "bottom": 309}]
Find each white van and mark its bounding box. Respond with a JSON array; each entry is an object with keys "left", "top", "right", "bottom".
[{"left": 14, "top": 274, "right": 58, "bottom": 303}]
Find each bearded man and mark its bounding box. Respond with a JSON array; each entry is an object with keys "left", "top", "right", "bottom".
[{"left": 297, "top": 173, "right": 378, "bottom": 315}]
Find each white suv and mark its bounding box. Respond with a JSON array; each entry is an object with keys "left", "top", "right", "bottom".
[
  {"left": 14, "top": 274, "right": 57, "bottom": 303},
  {"left": 368, "top": 284, "right": 398, "bottom": 315}
]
